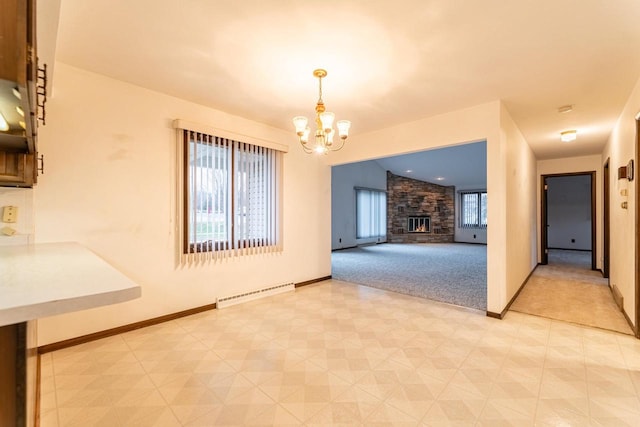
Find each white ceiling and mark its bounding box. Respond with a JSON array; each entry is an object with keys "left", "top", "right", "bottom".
[
  {"left": 52, "top": 0, "right": 640, "bottom": 160},
  {"left": 375, "top": 141, "right": 486, "bottom": 188}
]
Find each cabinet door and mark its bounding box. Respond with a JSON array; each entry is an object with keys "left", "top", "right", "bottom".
[
  {"left": 0, "top": 151, "right": 35, "bottom": 187},
  {"left": 0, "top": 0, "right": 38, "bottom": 154},
  {"left": 0, "top": 324, "right": 18, "bottom": 427},
  {"left": 0, "top": 321, "right": 37, "bottom": 427}
]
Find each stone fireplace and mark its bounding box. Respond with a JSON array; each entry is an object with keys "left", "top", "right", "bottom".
[{"left": 387, "top": 171, "right": 454, "bottom": 243}]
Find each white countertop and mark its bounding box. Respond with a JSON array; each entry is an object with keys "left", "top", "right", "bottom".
[{"left": 0, "top": 242, "right": 141, "bottom": 327}]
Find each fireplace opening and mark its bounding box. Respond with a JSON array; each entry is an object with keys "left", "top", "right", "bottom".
[{"left": 408, "top": 216, "right": 431, "bottom": 233}]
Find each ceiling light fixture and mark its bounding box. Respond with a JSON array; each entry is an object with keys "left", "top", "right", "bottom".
[
  {"left": 436, "top": 177, "right": 445, "bottom": 181},
  {"left": 560, "top": 130, "right": 577, "bottom": 142},
  {"left": 0, "top": 112, "right": 9, "bottom": 131},
  {"left": 293, "top": 69, "right": 351, "bottom": 155},
  {"left": 558, "top": 104, "right": 574, "bottom": 114}
]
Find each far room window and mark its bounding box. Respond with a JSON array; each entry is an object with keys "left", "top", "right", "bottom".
[
  {"left": 460, "top": 191, "right": 487, "bottom": 228},
  {"left": 183, "top": 130, "right": 283, "bottom": 255},
  {"left": 356, "top": 188, "right": 387, "bottom": 239}
]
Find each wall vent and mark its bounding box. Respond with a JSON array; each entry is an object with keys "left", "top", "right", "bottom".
[{"left": 216, "top": 282, "right": 294, "bottom": 309}]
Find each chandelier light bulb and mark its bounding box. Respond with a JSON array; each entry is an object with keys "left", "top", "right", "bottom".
[
  {"left": 293, "top": 116, "right": 308, "bottom": 135},
  {"left": 337, "top": 120, "right": 351, "bottom": 139},
  {"left": 301, "top": 127, "right": 310, "bottom": 143},
  {"left": 320, "top": 112, "right": 335, "bottom": 133},
  {"left": 314, "top": 144, "right": 328, "bottom": 154},
  {"left": 327, "top": 129, "right": 335, "bottom": 145}
]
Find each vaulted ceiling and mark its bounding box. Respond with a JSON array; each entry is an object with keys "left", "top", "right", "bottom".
[
  {"left": 375, "top": 141, "right": 486, "bottom": 188},
  {"left": 47, "top": 0, "right": 640, "bottom": 160}
]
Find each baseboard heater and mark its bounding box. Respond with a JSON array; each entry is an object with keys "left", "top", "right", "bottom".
[
  {"left": 612, "top": 284, "right": 624, "bottom": 311},
  {"left": 217, "top": 282, "right": 294, "bottom": 308}
]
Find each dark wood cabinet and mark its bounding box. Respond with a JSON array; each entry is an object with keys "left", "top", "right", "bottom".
[
  {"left": 0, "top": 321, "right": 37, "bottom": 427},
  {"left": 0, "top": 0, "right": 40, "bottom": 187},
  {"left": 0, "top": 324, "right": 18, "bottom": 426},
  {"left": 0, "top": 151, "right": 36, "bottom": 187}
]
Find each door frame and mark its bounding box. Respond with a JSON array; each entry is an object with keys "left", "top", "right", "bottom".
[
  {"left": 635, "top": 114, "right": 640, "bottom": 337},
  {"left": 603, "top": 158, "right": 610, "bottom": 278},
  {"left": 540, "top": 171, "right": 597, "bottom": 269}
]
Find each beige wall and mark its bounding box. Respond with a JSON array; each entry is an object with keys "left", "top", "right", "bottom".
[
  {"left": 602, "top": 76, "right": 640, "bottom": 327},
  {"left": 34, "top": 63, "right": 544, "bottom": 343},
  {"left": 331, "top": 161, "right": 387, "bottom": 250},
  {"left": 501, "top": 104, "right": 538, "bottom": 306},
  {"left": 0, "top": 188, "right": 34, "bottom": 246},
  {"left": 537, "top": 155, "right": 603, "bottom": 268},
  {"left": 35, "top": 63, "right": 331, "bottom": 345}
]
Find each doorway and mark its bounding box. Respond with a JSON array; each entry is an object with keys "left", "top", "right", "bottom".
[
  {"left": 541, "top": 172, "right": 596, "bottom": 270},
  {"left": 330, "top": 141, "right": 488, "bottom": 311}
]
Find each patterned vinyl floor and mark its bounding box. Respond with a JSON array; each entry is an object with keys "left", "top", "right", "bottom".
[{"left": 41, "top": 279, "right": 640, "bottom": 426}]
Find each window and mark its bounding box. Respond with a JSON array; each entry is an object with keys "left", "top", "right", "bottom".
[
  {"left": 356, "top": 188, "right": 387, "bottom": 239},
  {"left": 460, "top": 191, "right": 487, "bottom": 228},
  {"left": 183, "top": 130, "right": 282, "bottom": 256}
]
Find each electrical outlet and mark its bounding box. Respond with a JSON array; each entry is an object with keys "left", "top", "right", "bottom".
[{"left": 2, "top": 206, "right": 18, "bottom": 223}]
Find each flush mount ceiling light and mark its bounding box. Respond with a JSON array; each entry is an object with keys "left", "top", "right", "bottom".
[
  {"left": 558, "top": 104, "right": 574, "bottom": 114},
  {"left": 293, "top": 69, "right": 351, "bottom": 155},
  {"left": 560, "top": 130, "right": 577, "bottom": 142}
]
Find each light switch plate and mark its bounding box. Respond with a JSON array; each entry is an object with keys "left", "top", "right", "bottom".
[
  {"left": 0, "top": 226, "right": 16, "bottom": 236},
  {"left": 2, "top": 206, "right": 18, "bottom": 223}
]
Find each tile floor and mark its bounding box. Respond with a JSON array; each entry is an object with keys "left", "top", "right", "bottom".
[
  {"left": 510, "top": 250, "right": 632, "bottom": 335},
  {"left": 40, "top": 279, "right": 640, "bottom": 426}
]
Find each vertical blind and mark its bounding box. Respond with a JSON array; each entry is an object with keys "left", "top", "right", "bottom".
[
  {"left": 356, "top": 188, "right": 387, "bottom": 239},
  {"left": 183, "top": 130, "right": 282, "bottom": 262},
  {"left": 234, "top": 141, "right": 278, "bottom": 252},
  {"left": 480, "top": 192, "right": 487, "bottom": 227},
  {"left": 186, "top": 133, "right": 231, "bottom": 253},
  {"left": 460, "top": 191, "right": 487, "bottom": 228}
]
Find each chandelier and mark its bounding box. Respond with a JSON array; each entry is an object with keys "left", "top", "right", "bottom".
[{"left": 293, "top": 69, "right": 351, "bottom": 154}]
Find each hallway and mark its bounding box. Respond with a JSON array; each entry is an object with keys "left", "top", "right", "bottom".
[{"left": 510, "top": 250, "right": 632, "bottom": 335}]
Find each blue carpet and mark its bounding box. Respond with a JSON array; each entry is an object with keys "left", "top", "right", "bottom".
[{"left": 331, "top": 243, "right": 487, "bottom": 310}]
